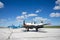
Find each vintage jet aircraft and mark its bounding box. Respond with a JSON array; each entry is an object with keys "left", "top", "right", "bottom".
[
  {"left": 23, "top": 20, "right": 50, "bottom": 31},
  {"left": 8, "top": 24, "right": 20, "bottom": 28}
]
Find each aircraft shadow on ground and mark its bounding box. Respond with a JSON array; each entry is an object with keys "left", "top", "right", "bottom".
[{"left": 22, "top": 30, "right": 47, "bottom": 33}]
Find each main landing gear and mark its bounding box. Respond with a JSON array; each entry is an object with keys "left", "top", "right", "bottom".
[{"left": 26, "top": 28, "right": 38, "bottom": 32}]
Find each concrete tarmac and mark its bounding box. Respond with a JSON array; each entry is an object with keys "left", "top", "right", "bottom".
[{"left": 0, "top": 28, "right": 60, "bottom": 40}]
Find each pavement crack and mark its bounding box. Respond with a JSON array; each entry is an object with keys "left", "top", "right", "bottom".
[{"left": 6, "top": 29, "right": 13, "bottom": 40}]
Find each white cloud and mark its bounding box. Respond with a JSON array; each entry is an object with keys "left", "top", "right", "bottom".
[
  {"left": 28, "top": 14, "right": 38, "bottom": 17},
  {"left": 16, "top": 11, "right": 38, "bottom": 22},
  {"left": 53, "top": 0, "right": 60, "bottom": 10},
  {"left": 33, "top": 17, "right": 48, "bottom": 22},
  {"left": 22, "top": 12, "right": 27, "bottom": 15},
  {"left": 53, "top": 6, "right": 60, "bottom": 10},
  {"left": 55, "top": 0, "right": 60, "bottom": 5},
  {"left": 50, "top": 13, "right": 60, "bottom": 17},
  {"left": 16, "top": 16, "right": 25, "bottom": 22},
  {"left": 0, "top": 2, "right": 4, "bottom": 8},
  {"left": 52, "top": 0, "right": 60, "bottom": 17},
  {"left": 22, "top": 11, "right": 38, "bottom": 17},
  {"left": 50, "top": 13, "right": 56, "bottom": 17},
  {"left": 16, "top": 13, "right": 38, "bottom": 22},
  {"left": 35, "top": 9, "right": 41, "bottom": 13},
  {"left": 55, "top": 13, "right": 60, "bottom": 17}
]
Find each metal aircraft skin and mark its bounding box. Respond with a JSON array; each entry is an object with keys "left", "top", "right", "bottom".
[
  {"left": 23, "top": 20, "right": 49, "bottom": 31},
  {"left": 8, "top": 24, "right": 20, "bottom": 28}
]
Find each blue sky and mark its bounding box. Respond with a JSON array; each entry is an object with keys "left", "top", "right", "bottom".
[{"left": 0, "top": 0, "right": 60, "bottom": 27}]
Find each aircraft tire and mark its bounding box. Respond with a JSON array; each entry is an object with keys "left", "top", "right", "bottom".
[
  {"left": 27, "top": 28, "right": 29, "bottom": 31},
  {"left": 36, "top": 28, "right": 38, "bottom": 32}
]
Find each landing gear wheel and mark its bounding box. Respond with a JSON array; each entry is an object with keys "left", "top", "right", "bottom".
[
  {"left": 27, "top": 28, "right": 29, "bottom": 31},
  {"left": 36, "top": 28, "right": 38, "bottom": 32}
]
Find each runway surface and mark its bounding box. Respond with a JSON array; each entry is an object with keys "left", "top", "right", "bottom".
[{"left": 0, "top": 28, "right": 60, "bottom": 40}]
